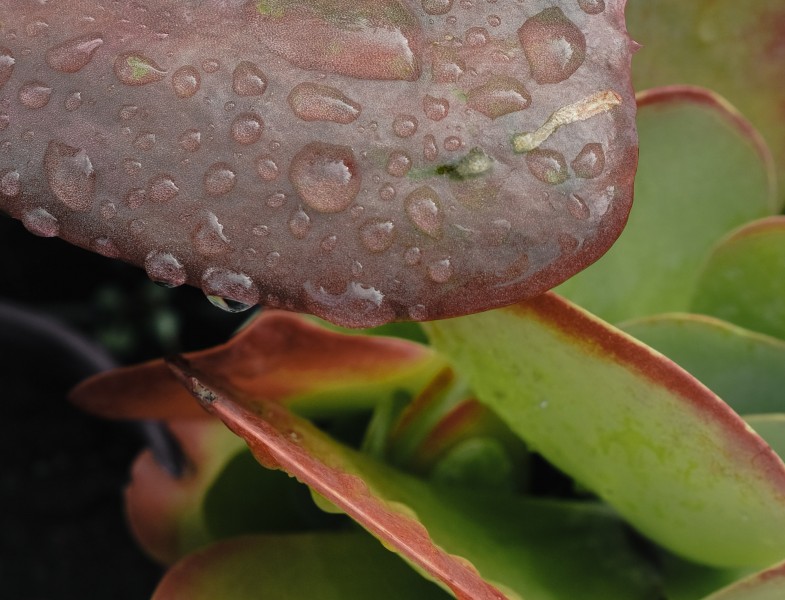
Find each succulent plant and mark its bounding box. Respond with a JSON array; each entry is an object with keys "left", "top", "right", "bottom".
[{"left": 3, "top": 0, "right": 785, "bottom": 599}]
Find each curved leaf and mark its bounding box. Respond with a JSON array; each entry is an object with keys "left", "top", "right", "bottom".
[{"left": 700, "top": 561, "right": 785, "bottom": 600}]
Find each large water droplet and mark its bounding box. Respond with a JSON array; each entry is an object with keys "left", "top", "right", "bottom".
[
  {"left": 114, "top": 53, "right": 167, "bottom": 85},
  {"left": 578, "top": 0, "right": 605, "bottom": 15},
  {"left": 45, "top": 33, "right": 103, "bottom": 73},
  {"left": 230, "top": 112, "right": 264, "bottom": 145},
  {"left": 288, "top": 207, "right": 312, "bottom": 239},
  {"left": 192, "top": 212, "right": 230, "bottom": 255},
  {"left": 360, "top": 219, "right": 395, "bottom": 252},
  {"left": 386, "top": 150, "right": 412, "bottom": 177},
  {"left": 431, "top": 47, "right": 465, "bottom": 83},
  {"left": 22, "top": 207, "right": 59, "bottom": 237},
  {"left": 232, "top": 61, "right": 267, "bottom": 96},
  {"left": 44, "top": 140, "right": 96, "bottom": 211},
  {"left": 202, "top": 267, "right": 259, "bottom": 312},
  {"left": 0, "top": 169, "right": 21, "bottom": 198},
  {"left": 19, "top": 81, "right": 53, "bottom": 109},
  {"left": 288, "top": 83, "right": 361, "bottom": 124},
  {"left": 145, "top": 250, "right": 187, "bottom": 287},
  {"left": 518, "top": 8, "right": 586, "bottom": 84},
  {"left": 526, "top": 149, "right": 569, "bottom": 185},
  {"left": 406, "top": 186, "right": 443, "bottom": 238},
  {"left": 204, "top": 162, "right": 237, "bottom": 196},
  {"left": 147, "top": 174, "right": 179, "bottom": 203},
  {"left": 467, "top": 76, "right": 531, "bottom": 119},
  {"left": 571, "top": 143, "right": 605, "bottom": 179},
  {"left": 423, "top": 95, "right": 449, "bottom": 121},
  {"left": 422, "top": 0, "right": 454, "bottom": 16},
  {"left": 171, "top": 65, "right": 201, "bottom": 98},
  {"left": 289, "top": 142, "right": 360, "bottom": 213},
  {"left": 0, "top": 48, "right": 14, "bottom": 89}
]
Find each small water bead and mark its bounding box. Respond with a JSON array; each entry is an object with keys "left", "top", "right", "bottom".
[
  {"left": 119, "top": 104, "right": 139, "bottom": 120},
  {"left": 360, "top": 219, "right": 395, "bottom": 253},
  {"left": 392, "top": 114, "right": 418, "bottom": 138},
  {"left": 578, "top": 0, "right": 605, "bottom": 14},
  {"left": 224, "top": 101, "right": 236, "bottom": 112},
  {"left": 202, "top": 267, "right": 259, "bottom": 312},
  {"left": 406, "top": 186, "right": 444, "bottom": 238},
  {"left": 431, "top": 48, "right": 465, "bottom": 84},
  {"left": 124, "top": 188, "right": 146, "bottom": 208},
  {"left": 0, "top": 169, "right": 21, "bottom": 198},
  {"left": 192, "top": 212, "right": 230, "bottom": 255},
  {"left": 289, "top": 142, "right": 360, "bottom": 213},
  {"left": 179, "top": 129, "right": 201, "bottom": 152},
  {"left": 487, "top": 15, "right": 502, "bottom": 27},
  {"left": 379, "top": 183, "right": 396, "bottom": 201},
  {"left": 321, "top": 235, "right": 338, "bottom": 253},
  {"left": 386, "top": 150, "right": 412, "bottom": 177},
  {"left": 0, "top": 113, "right": 9, "bottom": 131},
  {"left": 351, "top": 260, "right": 364, "bottom": 277},
  {"left": 518, "top": 8, "right": 586, "bottom": 84},
  {"left": 44, "top": 140, "right": 96, "bottom": 211},
  {"left": 489, "top": 218, "right": 511, "bottom": 245},
  {"left": 92, "top": 237, "right": 120, "bottom": 258},
  {"left": 404, "top": 246, "right": 422, "bottom": 265},
  {"left": 443, "top": 136, "right": 462, "bottom": 151},
  {"left": 147, "top": 174, "right": 179, "bottom": 203},
  {"left": 265, "top": 192, "right": 286, "bottom": 208},
  {"left": 64, "top": 91, "right": 83, "bottom": 111},
  {"left": 204, "top": 162, "right": 236, "bottom": 196},
  {"left": 567, "top": 193, "right": 591, "bottom": 220},
  {"left": 171, "top": 65, "right": 201, "bottom": 98},
  {"left": 288, "top": 207, "right": 311, "bottom": 239},
  {"left": 467, "top": 76, "right": 531, "bottom": 119},
  {"left": 428, "top": 258, "right": 454, "bottom": 283},
  {"left": 201, "top": 58, "right": 220, "bottom": 73},
  {"left": 287, "top": 82, "right": 361, "bottom": 124},
  {"left": 0, "top": 48, "right": 14, "bottom": 89},
  {"left": 464, "top": 27, "right": 489, "bottom": 48},
  {"left": 408, "top": 304, "right": 427, "bottom": 320},
  {"left": 99, "top": 201, "right": 117, "bottom": 220},
  {"left": 232, "top": 61, "right": 267, "bottom": 96},
  {"left": 19, "top": 81, "right": 53, "bottom": 109},
  {"left": 571, "top": 143, "right": 605, "bottom": 179},
  {"left": 145, "top": 250, "right": 187, "bottom": 287},
  {"left": 114, "top": 53, "right": 166, "bottom": 85},
  {"left": 252, "top": 224, "right": 270, "bottom": 236},
  {"left": 423, "top": 95, "right": 449, "bottom": 121},
  {"left": 526, "top": 149, "right": 569, "bottom": 185},
  {"left": 123, "top": 158, "right": 142, "bottom": 175},
  {"left": 255, "top": 155, "right": 279, "bottom": 181},
  {"left": 423, "top": 134, "right": 438, "bottom": 161},
  {"left": 129, "top": 219, "right": 147, "bottom": 236},
  {"left": 230, "top": 112, "right": 264, "bottom": 145},
  {"left": 45, "top": 33, "right": 103, "bottom": 73},
  {"left": 265, "top": 251, "right": 281, "bottom": 268},
  {"left": 22, "top": 207, "right": 59, "bottom": 237},
  {"left": 422, "top": 0, "right": 454, "bottom": 15},
  {"left": 134, "top": 132, "right": 156, "bottom": 151},
  {"left": 25, "top": 20, "right": 50, "bottom": 37}
]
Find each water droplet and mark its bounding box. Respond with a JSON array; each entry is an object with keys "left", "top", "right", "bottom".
[
  {"left": 192, "top": 212, "right": 230, "bottom": 255},
  {"left": 360, "top": 219, "right": 395, "bottom": 252},
  {"left": 179, "top": 129, "right": 201, "bottom": 152},
  {"left": 518, "top": 8, "right": 586, "bottom": 84},
  {"left": 0, "top": 169, "right": 21, "bottom": 198},
  {"left": 124, "top": 188, "right": 146, "bottom": 208},
  {"left": 119, "top": 104, "right": 139, "bottom": 120},
  {"left": 22, "top": 207, "right": 59, "bottom": 237},
  {"left": 467, "top": 76, "right": 531, "bottom": 119},
  {"left": 134, "top": 132, "right": 156, "bottom": 151},
  {"left": 288, "top": 207, "right": 311, "bottom": 239},
  {"left": 465, "top": 27, "right": 489, "bottom": 48},
  {"left": 567, "top": 193, "right": 590, "bottom": 220},
  {"left": 287, "top": 82, "right": 361, "bottom": 124},
  {"left": 25, "top": 20, "right": 50, "bottom": 37},
  {"left": 422, "top": 0, "right": 454, "bottom": 15},
  {"left": 145, "top": 250, "right": 187, "bottom": 287},
  {"left": 252, "top": 224, "right": 270, "bottom": 236},
  {"left": 321, "top": 235, "right": 338, "bottom": 253},
  {"left": 171, "top": 65, "right": 200, "bottom": 98},
  {"left": 386, "top": 150, "right": 412, "bottom": 177},
  {"left": 265, "top": 191, "right": 286, "bottom": 208},
  {"left": 392, "top": 114, "right": 418, "bottom": 138},
  {"left": 578, "top": 0, "right": 605, "bottom": 15},
  {"left": 147, "top": 174, "right": 179, "bottom": 203},
  {"left": 406, "top": 186, "right": 443, "bottom": 238},
  {"left": 201, "top": 58, "right": 220, "bottom": 73},
  {"left": 423, "top": 134, "right": 438, "bottom": 161},
  {"left": 379, "top": 183, "right": 396, "bottom": 201},
  {"left": 114, "top": 53, "right": 166, "bottom": 85},
  {"left": 100, "top": 201, "right": 117, "bottom": 220},
  {"left": 431, "top": 48, "right": 465, "bottom": 83},
  {"left": 443, "top": 136, "right": 462, "bottom": 151},
  {"left": 0, "top": 113, "right": 9, "bottom": 131},
  {"left": 0, "top": 48, "right": 16, "bottom": 89},
  {"left": 255, "top": 155, "right": 279, "bottom": 181},
  {"left": 232, "top": 61, "right": 267, "bottom": 96},
  {"left": 289, "top": 142, "right": 360, "bottom": 213},
  {"left": 571, "top": 143, "right": 605, "bottom": 179},
  {"left": 129, "top": 219, "right": 147, "bottom": 236},
  {"left": 123, "top": 158, "right": 142, "bottom": 176},
  {"left": 44, "top": 140, "right": 96, "bottom": 211},
  {"left": 526, "top": 149, "right": 568, "bottom": 185},
  {"left": 423, "top": 95, "right": 449, "bottom": 121},
  {"left": 202, "top": 267, "right": 259, "bottom": 312},
  {"left": 351, "top": 260, "right": 363, "bottom": 276},
  {"left": 19, "top": 81, "right": 53, "bottom": 109},
  {"left": 487, "top": 15, "right": 502, "bottom": 27},
  {"left": 230, "top": 112, "right": 264, "bottom": 145},
  {"left": 45, "top": 33, "right": 103, "bottom": 73},
  {"left": 92, "top": 237, "right": 120, "bottom": 258},
  {"left": 64, "top": 91, "right": 83, "bottom": 111},
  {"left": 265, "top": 251, "right": 281, "bottom": 268},
  {"left": 428, "top": 258, "right": 453, "bottom": 283},
  {"left": 489, "top": 218, "right": 511, "bottom": 245},
  {"left": 204, "top": 163, "right": 236, "bottom": 196}
]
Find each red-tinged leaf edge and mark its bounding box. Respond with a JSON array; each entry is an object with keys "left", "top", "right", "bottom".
[{"left": 703, "top": 560, "right": 785, "bottom": 600}]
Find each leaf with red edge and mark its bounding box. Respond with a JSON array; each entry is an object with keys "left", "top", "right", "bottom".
[
  {"left": 700, "top": 560, "right": 785, "bottom": 600},
  {"left": 0, "top": 0, "right": 637, "bottom": 326},
  {"left": 70, "top": 310, "right": 445, "bottom": 421}
]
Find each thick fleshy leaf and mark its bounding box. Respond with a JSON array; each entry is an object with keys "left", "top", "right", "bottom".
[
  {"left": 627, "top": 0, "right": 785, "bottom": 192},
  {"left": 745, "top": 415, "right": 785, "bottom": 462},
  {"left": 621, "top": 313, "right": 785, "bottom": 416},
  {"left": 556, "top": 86, "right": 776, "bottom": 323},
  {"left": 0, "top": 1, "right": 637, "bottom": 326},
  {"left": 70, "top": 310, "right": 445, "bottom": 420},
  {"left": 169, "top": 357, "right": 661, "bottom": 600},
  {"left": 424, "top": 293, "right": 785, "bottom": 567},
  {"left": 153, "top": 532, "right": 450, "bottom": 600},
  {"left": 691, "top": 217, "right": 785, "bottom": 341},
  {"left": 700, "top": 561, "right": 785, "bottom": 600}
]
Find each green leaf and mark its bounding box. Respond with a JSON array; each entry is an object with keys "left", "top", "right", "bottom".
[
  {"left": 424, "top": 294, "right": 785, "bottom": 568},
  {"left": 621, "top": 313, "right": 785, "bottom": 416},
  {"left": 557, "top": 87, "right": 775, "bottom": 323},
  {"left": 152, "top": 532, "right": 449, "bottom": 600},
  {"left": 700, "top": 561, "right": 785, "bottom": 600},
  {"left": 691, "top": 217, "right": 785, "bottom": 341},
  {"left": 745, "top": 415, "right": 785, "bottom": 462}
]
